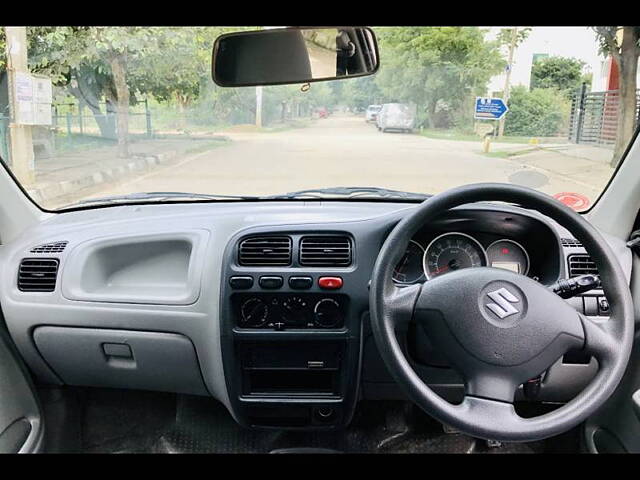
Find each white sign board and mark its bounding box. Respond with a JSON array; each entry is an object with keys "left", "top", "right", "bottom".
[{"left": 12, "top": 73, "right": 52, "bottom": 126}]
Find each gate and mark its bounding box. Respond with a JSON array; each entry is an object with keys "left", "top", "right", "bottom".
[
  {"left": 569, "top": 84, "right": 640, "bottom": 146},
  {"left": 0, "top": 115, "right": 9, "bottom": 163}
]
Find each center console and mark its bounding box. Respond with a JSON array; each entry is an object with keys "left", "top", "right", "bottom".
[{"left": 220, "top": 230, "right": 368, "bottom": 429}]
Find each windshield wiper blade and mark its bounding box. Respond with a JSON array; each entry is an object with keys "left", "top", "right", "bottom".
[
  {"left": 266, "top": 186, "right": 430, "bottom": 201},
  {"left": 63, "top": 191, "right": 260, "bottom": 208}
]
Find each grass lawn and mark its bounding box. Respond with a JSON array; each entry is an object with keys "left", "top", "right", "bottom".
[
  {"left": 419, "top": 128, "right": 565, "bottom": 145},
  {"left": 53, "top": 133, "right": 116, "bottom": 153}
]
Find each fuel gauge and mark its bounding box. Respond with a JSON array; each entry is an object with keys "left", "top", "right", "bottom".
[{"left": 486, "top": 239, "right": 530, "bottom": 276}]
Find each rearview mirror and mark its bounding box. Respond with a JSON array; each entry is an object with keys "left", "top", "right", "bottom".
[{"left": 212, "top": 27, "right": 379, "bottom": 87}]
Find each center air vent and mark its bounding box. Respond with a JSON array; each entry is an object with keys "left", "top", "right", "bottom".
[
  {"left": 238, "top": 236, "right": 292, "bottom": 266},
  {"left": 299, "top": 236, "right": 352, "bottom": 267},
  {"left": 30, "top": 241, "right": 68, "bottom": 254},
  {"left": 18, "top": 258, "right": 60, "bottom": 292},
  {"left": 568, "top": 254, "right": 598, "bottom": 277}
]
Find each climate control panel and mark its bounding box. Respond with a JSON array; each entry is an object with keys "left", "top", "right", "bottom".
[{"left": 231, "top": 293, "right": 348, "bottom": 329}]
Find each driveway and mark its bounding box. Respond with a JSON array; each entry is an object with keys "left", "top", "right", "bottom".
[{"left": 74, "top": 115, "right": 614, "bottom": 208}]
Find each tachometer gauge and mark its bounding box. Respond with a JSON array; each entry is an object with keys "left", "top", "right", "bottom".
[
  {"left": 393, "top": 240, "right": 426, "bottom": 284},
  {"left": 486, "top": 239, "right": 530, "bottom": 275},
  {"left": 423, "top": 232, "right": 487, "bottom": 279}
]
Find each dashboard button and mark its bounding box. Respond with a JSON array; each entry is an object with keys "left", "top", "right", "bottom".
[
  {"left": 318, "top": 276, "right": 343, "bottom": 289},
  {"left": 229, "top": 276, "right": 254, "bottom": 289},
  {"left": 259, "top": 276, "right": 284, "bottom": 289},
  {"left": 289, "top": 276, "right": 313, "bottom": 289},
  {"left": 597, "top": 297, "right": 610, "bottom": 315}
]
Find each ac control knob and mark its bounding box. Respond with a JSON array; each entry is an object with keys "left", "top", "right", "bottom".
[
  {"left": 313, "top": 298, "right": 342, "bottom": 328},
  {"left": 240, "top": 297, "right": 269, "bottom": 327}
]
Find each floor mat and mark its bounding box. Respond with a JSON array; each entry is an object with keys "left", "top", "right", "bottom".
[{"left": 76, "top": 389, "right": 558, "bottom": 453}]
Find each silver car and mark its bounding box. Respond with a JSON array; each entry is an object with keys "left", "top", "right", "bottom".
[
  {"left": 376, "top": 103, "right": 416, "bottom": 133},
  {"left": 365, "top": 104, "right": 382, "bottom": 122}
]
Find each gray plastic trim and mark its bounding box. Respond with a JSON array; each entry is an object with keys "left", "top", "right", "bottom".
[
  {"left": 33, "top": 326, "right": 208, "bottom": 395},
  {"left": 60, "top": 230, "right": 208, "bottom": 305},
  {"left": 0, "top": 200, "right": 631, "bottom": 421}
]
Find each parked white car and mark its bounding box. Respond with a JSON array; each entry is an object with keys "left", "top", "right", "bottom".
[
  {"left": 365, "top": 104, "right": 382, "bottom": 122},
  {"left": 376, "top": 103, "right": 416, "bottom": 133}
]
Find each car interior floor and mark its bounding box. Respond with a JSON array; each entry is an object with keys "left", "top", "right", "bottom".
[{"left": 38, "top": 386, "right": 581, "bottom": 454}]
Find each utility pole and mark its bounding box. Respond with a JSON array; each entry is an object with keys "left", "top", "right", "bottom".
[
  {"left": 255, "top": 86, "right": 263, "bottom": 128},
  {"left": 498, "top": 27, "right": 518, "bottom": 138},
  {"left": 4, "top": 27, "right": 35, "bottom": 184}
]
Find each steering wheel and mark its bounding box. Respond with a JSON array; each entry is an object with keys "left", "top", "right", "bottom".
[{"left": 369, "top": 183, "right": 634, "bottom": 442}]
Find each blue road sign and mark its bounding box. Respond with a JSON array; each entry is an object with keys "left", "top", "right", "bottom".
[{"left": 475, "top": 97, "right": 509, "bottom": 120}]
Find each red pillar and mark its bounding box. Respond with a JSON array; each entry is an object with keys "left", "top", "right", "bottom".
[{"left": 601, "top": 56, "right": 621, "bottom": 143}]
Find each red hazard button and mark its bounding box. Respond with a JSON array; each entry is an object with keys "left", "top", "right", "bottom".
[{"left": 318, "top": 276, "right": 343, "bottom": 289}]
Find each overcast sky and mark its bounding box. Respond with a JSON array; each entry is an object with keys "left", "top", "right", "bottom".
[{"left": 485, "top": 27, "right": 607, "bottom": 92}]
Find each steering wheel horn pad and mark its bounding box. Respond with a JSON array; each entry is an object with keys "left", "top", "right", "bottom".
[
  {"left": 414, "top": 267, "right": 585, "bottom": 402},
  {"left": 369, "top": 183, "right": 634, "bottom": 442}
]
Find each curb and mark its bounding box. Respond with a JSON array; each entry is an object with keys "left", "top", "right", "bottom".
[{"left": 27, "top": 150, "right": 179, "bottom": 204}]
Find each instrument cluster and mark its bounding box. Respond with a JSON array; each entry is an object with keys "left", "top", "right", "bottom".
[{"left": 392, "top": 231, "right": 531, "bottom": 285}]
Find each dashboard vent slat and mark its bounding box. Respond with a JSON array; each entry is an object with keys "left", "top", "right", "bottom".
[
  {"left": 568, "top": 254, "right": 598, "bottom": 277},
  {"left": 30, "top": 241, "right": 68, "bottom": 254},
  {"left": 238, "top": 236, "right": 292, "bottom": 266},
  {"left": 18, "top": 258, "right": 60, "bottom": 292},
  {"left": 300, "top": 236, "right": 352, "bottom": 267}
]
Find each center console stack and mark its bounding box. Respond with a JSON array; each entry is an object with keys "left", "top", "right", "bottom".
[{"left": 220, "top": 230, "right": 366, "bottom": 429}]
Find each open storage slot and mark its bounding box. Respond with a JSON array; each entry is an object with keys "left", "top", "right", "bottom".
[
  {"left": 238, "top": 340, "right": 344, "bottom": 397},
  {"left": 245, "top": 369, "right": 337, "bottom": 396}
]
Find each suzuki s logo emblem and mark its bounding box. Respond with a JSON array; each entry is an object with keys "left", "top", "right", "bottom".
[{"left": 485, "top": 287, "right": 520, "bottom": 319}]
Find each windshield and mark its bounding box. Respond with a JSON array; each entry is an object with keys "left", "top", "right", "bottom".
[{"left": 0, "top": 26, "right": 636, "bottom": 211}]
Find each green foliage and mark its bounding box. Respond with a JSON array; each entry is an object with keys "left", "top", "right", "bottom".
[
  {"left": 496, "top": 27, "right": 532, "bottom": 48},
  {"left": 504, "top": 86, "right": 570, "bottom": 136},
  {"left": 531, "top": 56, "right": 587, "bottom": 97},
  {"left": 0, "top": 29, "right": 5, "bottom": 73},
  {"left": 10, "top": 26, "right": 560, "bottom": 137},
  {"left": 372, "top": 27, "right": 505, "bottom": 128}
]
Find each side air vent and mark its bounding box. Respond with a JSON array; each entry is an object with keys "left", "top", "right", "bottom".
[
  {"left": 299, "top": 236, "right": 352, "bottom": 267},
  {"left": 18, "top": 258, "right": 60, "bottom": 292},
  {"left": 30, "top": 241, "right": 68, "bottom": 254},
  {"left": 561, "top": 238, "right": 583, "bottom": 248},
  {"left": 238, "top": 236, "right": 292, "bottom": 266},
  {"left": 568, "top": 254, "right": 598, "bottom": 278}
]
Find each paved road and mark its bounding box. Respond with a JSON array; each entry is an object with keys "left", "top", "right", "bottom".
[{"left": 83, "top": 115, "right": 612, "bottom": 206}]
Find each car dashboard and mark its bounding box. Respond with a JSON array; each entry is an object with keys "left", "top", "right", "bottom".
[{"left": 0, "top": 200, "right": 630, "bottom": 430}]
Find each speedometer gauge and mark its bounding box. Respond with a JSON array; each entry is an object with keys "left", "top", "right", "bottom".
[
  {"left": 393, "top": 240, "right": 426, "bottom": 284},
  {"left": 423, "top": 232, "right": 487, "bottom": 279}
]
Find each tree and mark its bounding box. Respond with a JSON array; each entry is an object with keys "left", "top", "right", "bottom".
[
  {"left": 339, "top": 75, "right": 383, "bottom": 112},
  {"left": 496, "top": 27, "right": 531, "bottom": 136},
  {"left": 134, "top": 27, "right": 242, "bottom": 128},
  {"left": 593, "top": 27, "right": 640, "bottom": 167},
  {"left": 374, "top": 27, "right": 505, "bottom": 129},
  {"left": 531, "top": 56, "right": 587, "bottom": 97}
]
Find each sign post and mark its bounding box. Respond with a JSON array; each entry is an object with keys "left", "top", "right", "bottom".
[
  {"left": 5, "top": 27, "right": 35, "bottom": 184},
  {"left": 474, "top": 97, "right": 509, "bottom": 121},
  {"left": 4, "top": 27, "right": 53, "bottom": 185},
  {"left": 475, "top": 97, "right": 508, "bottom": 153}
]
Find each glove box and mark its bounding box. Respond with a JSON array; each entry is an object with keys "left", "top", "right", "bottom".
[{"left": 33, "top": 326, "right": 208, "bottom": 395}]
